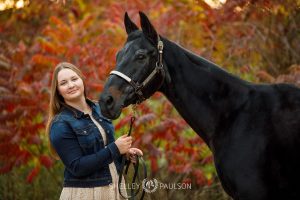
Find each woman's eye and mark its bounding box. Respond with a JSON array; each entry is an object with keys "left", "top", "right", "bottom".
[
  {"left": 60, "top": 82, "right": 66, "bottom": 85},
  {"left": 72, "top": 77, "right": 78, "bottom": 81}
]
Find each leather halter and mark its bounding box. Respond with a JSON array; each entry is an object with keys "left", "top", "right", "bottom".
[{"left": 110, "top": 36, "right": 165, "bottom": 103}]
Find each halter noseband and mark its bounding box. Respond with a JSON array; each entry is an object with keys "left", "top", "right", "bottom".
[{"left": 110, "top": 35, "right": 165, "bottom": 103}]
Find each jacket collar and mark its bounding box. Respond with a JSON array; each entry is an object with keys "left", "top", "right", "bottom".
[{"left": 61, "top": 98, "right": 98, "bottom": 119}]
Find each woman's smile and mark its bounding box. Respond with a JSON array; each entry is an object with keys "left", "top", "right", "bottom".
[
  {"left": 68, "top": 89, "right": 78, "bottom": 94},
  {"left": 57, "top": 68, "right": 85, "bottom": 102}
]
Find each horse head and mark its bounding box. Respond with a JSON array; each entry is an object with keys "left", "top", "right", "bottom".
[{"left": 99, "top": 12, "right": 169, "bottom": 119}]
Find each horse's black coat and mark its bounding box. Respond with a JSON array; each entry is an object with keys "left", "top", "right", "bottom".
[{"left": 99, "top": 12, "right": 300, "bottom": 200}]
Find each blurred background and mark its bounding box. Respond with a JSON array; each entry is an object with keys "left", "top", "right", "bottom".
[{"left": 0, "top": 0, "right": 299, "bottom": 199}]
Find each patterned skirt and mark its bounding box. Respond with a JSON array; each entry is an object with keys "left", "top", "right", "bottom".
[{"left": 59, "top": 163, "right": 127, "bottom": 200}]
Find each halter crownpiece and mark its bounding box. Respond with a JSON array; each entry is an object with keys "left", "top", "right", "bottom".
[{"left": 109, "top": 35, "right": 165, "bottom": 104}]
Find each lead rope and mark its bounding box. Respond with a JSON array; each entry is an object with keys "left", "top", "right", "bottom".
[{"left": 118, "top": 105, "right": 147, "bottom": 200}]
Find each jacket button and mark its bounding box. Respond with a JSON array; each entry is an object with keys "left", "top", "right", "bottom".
[{"left": 83, "top": 131, "right": 87, "bottom": 134}]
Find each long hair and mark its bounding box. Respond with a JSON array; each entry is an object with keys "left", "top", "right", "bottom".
[{"left": 46, "top": 62, "right": 87, "bottom": 158}]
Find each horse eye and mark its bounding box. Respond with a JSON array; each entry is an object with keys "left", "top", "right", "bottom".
[{"left": 136, "top": 54, "right": 146, "bottom": 60}]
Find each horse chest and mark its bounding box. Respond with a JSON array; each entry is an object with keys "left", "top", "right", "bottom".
[{"left": 211, "top": 124, "right": 269, "bottom": 199}]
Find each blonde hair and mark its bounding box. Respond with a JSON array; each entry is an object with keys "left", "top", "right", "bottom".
[{"left": 46, "top": 62, "right": 87, "bottom": 158}]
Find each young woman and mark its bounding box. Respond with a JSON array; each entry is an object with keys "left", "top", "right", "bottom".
[{"left": 46, "top": 62, "right": 142, "bottom": 200}]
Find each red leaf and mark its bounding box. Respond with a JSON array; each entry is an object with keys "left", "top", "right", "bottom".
[
  {"left": 39, "top": 155, "right": 54, "bottom": 169},
  {"left": 26, "top": 166, "right": 40, "bottom": 183},
  {"left": 15, "top": 150, "right": 31, "bottom": 167},
  {"left": 193, "top": 169, "right": 206, "bottom": 185},
  {"left": 89, "top": 82, "right": 103, "bottom": 91},
  {"left": 114, "top": 116, "right": 131, "bottom": 130},
  {"left": 182, "top": 178, "right": 192, "bottom": 184},
  {"left": 27, "top": 135, "right": 42, "bottom": 145},
  {"left": 0, "top": 163, "right": 13, "bottom": 174},
  {"left": 150, "top": 156, "right": 158, "bottom": 172},
  {"left": 135, "top": 113, "right": 155, "bottom": 126},
  {"left": 6, "top": 103, "right": 15, "bottom": 112}
]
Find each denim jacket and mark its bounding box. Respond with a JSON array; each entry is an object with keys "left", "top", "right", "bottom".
[{"left": 50, "top": 99, "right": 122, "bottom": 187}]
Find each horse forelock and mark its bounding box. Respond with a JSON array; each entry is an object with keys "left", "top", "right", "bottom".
[{"left": 126, "top": 30, "right": 143, "bottom": 42}]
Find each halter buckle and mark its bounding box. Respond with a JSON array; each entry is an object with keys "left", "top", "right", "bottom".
[{"left": 157, "top": 40, "right": 164, "bottom": 52}]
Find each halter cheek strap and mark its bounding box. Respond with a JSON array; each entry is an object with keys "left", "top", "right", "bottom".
[{"left": 109, "top": 35, "right": 165, "bottom": 104}]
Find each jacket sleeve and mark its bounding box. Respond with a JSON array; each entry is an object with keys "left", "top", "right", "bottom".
[{"left": 50, "top": 121, "right": 120, "bottom": 177}]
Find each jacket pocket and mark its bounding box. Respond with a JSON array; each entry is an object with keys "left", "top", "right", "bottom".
[{"left": 74, "top": 124, "right": 97, "bottom": 148}]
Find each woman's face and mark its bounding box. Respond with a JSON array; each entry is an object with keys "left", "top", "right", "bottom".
[{"left": 57, "top": 68, "right": 85, "bottom": 102}]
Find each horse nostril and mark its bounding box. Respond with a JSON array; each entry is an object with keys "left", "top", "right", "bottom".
[{"left": 105, "top": 95, "right": 114, "bottom": 107}]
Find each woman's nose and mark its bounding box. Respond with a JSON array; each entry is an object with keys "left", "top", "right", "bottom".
[{"left": 67, "top": 81, "right": 75, "bottom": 88}]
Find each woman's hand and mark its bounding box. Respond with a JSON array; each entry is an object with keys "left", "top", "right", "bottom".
[
  {"left": 127, "top": 148, "right": 143, "bottom": 163},
  {"left": 115, "top": 135, "right": 132, "bottom": 154}
]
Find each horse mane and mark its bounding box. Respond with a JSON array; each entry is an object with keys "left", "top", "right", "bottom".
[{"left": 180, "top": 43, "right": 251, "bottom": 87}]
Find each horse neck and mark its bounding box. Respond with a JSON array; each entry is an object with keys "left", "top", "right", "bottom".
[{"left": 159, "top": 38, "right": 251, "bottom": 146}]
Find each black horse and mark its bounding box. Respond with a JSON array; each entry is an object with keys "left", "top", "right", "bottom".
[{"left": 99, "top": 12, "right": 300, "bottom": 200}]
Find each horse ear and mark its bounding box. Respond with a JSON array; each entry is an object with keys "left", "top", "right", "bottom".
[
  {"left": 139, "top": 11, "right": 158, "bottom": 44},
  {"left": 124, "top": 12, "right": 139, "bottom": 35}
]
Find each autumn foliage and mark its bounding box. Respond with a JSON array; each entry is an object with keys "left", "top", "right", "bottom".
[{"left": 0, "top": 0, "right": 300, "bottom": 190}]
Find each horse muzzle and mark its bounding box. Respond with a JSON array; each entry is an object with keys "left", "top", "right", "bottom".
[{"left": 99, "top": 92, "right": 123, "bottom": 119}]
